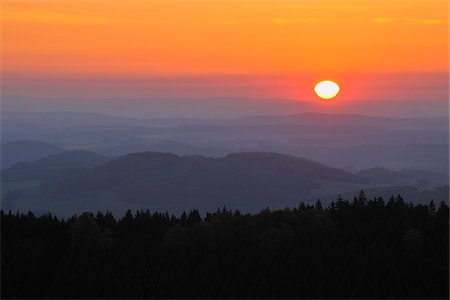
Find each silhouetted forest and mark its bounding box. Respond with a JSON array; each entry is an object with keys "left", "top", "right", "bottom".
[{"left": 1, "top": 192, "right": 448, "bottom": 298}]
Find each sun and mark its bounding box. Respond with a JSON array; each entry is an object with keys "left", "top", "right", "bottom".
[{"left": 314, "top": 80, "right": 340, "bottom": 100}]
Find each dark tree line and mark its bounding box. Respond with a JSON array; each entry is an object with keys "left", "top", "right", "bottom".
[{"left": 1, "top": 192, "right": 449, "bottom": 298}]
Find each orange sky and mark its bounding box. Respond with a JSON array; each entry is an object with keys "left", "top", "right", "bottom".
[{"left": 2, "top": 0, "right": 448, "bottom": 75}]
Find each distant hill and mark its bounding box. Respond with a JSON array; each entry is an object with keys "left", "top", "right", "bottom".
[
  {"left": 100, "top": 140, "right": 227, "bottom": 157},
  {"left": 229, "top": 113, "right": 449, "bottom": 130},
  {"left": 4, "top": 110, "right": 448, "bottom": 131},
  {"left": 2, "top": 150, "right": 109, "bottom": 181},
  {"left": 3, "top": 111, "right": 447, "bottom": 174},
  {"left": 35, "top": 150, "right": 108, "bottom": 166},
  {"left": 40, "top": 151, "right": 368, "bottom": 212},
  {"left": 357, "top": 167, "right": 449, "bottom": 188},
  {"left": 1, "top": 140, "right": 63, "bottom": 169},
  {"left": 3, "top": 150, "right": 447, "bottom": 217}
]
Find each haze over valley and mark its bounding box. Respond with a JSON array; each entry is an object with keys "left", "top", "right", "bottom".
[{"left": 2, "top": 110, "right": 448, "bottom": 217}]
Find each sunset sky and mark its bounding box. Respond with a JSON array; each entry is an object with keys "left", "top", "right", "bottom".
[{"left": 1, "top": 0, "right": 449, "bottom": 114}]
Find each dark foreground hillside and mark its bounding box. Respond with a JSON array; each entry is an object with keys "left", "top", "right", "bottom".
[{"left": 1, "top": 193, "right": 448, "bottom": 299}]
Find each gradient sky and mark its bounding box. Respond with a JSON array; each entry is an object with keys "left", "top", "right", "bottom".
[{"left": 1, "top": 0, "right": 449, "bottom": 113}]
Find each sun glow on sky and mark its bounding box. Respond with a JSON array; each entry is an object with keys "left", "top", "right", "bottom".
[{"left": 1, "top": 0, "right": 448, "bottom": 102}]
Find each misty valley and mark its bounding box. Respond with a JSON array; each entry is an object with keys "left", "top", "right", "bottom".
[
  {"left": 1, "top": 111, "right": 448, "bottom": 217},
  {"left": 1, "top": 110, "right": 449, "bottom": 299}
]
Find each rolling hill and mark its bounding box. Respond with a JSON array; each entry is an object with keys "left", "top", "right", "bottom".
[
  {"left": 357, "top": 167, "right": 449, "bottom": 188},
  {"left": 1, "top": 140, "right": 63, "bottom": 169},
  {"left": 2, "top": 150, "right": 109, "bottom": 182},
  {"left": 3, "top": 150, "right": 447, "bottom": 217},
  {"left": 31, "top": 151, "right": 367, "bottom": 214}
]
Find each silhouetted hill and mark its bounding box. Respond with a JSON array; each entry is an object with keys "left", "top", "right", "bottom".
[
  {"left": 2, "top": 150, "right": 108, "bottom": 181},
  {"left": 42, "top": 151, "right": 368, "bottom": 211},
  {"left": 1, "top": 140, "right": 63, "bottom": 169}
]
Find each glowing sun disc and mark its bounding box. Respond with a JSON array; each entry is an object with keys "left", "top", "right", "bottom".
[{"left": 314, "top": 80, "right": 340, "bottom": 99}]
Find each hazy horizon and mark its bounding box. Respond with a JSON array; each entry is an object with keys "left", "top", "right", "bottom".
[
  {"left": 3, "top": 71, "right": 448, "bottom": 118},
  {"left": 3, "top": 95, "right": 449, "bottom": 120}
]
